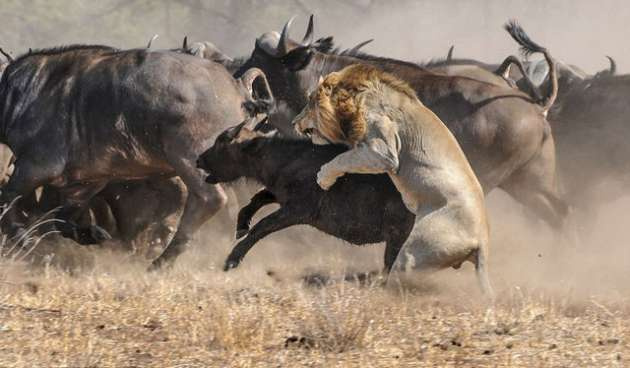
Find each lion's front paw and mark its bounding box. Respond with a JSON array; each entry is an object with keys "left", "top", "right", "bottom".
[{"left": 316, "top": 169, "right": 337, "bottom": 190}]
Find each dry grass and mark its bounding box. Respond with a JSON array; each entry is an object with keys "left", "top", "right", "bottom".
[
  {"left": 1, "top": 195, "right": 630, "bottom": 367},
  {"left": 1, "top": 250, "right": 628, "bottom": 367}
]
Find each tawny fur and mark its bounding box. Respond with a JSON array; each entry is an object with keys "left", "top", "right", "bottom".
[
  {"left": 294, "top": 64, "right": 494, "bottom": 297},
  {"left": 315, "top": 64, "right": 417, "bottom": 146}
]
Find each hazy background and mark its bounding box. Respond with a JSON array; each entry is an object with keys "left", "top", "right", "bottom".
[{"left": 1, "top": 0, "right": 627, "bottom": 74}]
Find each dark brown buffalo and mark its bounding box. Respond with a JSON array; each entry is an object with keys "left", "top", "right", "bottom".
[
  {"left": 0, "top": 45, "right": 272, "bottom": 268},
  {"left": 235, "top": 17, "right": 569, "bottom": 230}
]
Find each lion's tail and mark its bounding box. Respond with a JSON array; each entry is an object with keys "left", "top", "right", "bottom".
[{"left": 474, "top": 245, "right": 495, "bottom": 300}]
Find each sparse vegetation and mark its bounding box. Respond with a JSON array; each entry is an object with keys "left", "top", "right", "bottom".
[
  {"left": 0, "top": 191, "right": 629, "bottom": 367},
  {"left": 0, "top": 235, "right": 628, "bottom": 367}
]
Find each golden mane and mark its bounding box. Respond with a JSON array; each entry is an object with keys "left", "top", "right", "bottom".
[{"left": 314, "top": 64, "right": 417, "bottom": 146}]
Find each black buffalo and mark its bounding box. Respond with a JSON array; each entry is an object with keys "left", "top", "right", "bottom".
[
  {"left": 197, "top": 122, "right": 414, "bottom": 273},
  {"left": 0, "top": 45, "right": 272, "bottom": 268}
]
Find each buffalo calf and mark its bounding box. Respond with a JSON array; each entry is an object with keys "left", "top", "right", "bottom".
[{"left": 197, "top": 123, "right": 414, "bottom": 273}]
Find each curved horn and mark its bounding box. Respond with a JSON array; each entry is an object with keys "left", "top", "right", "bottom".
[
  {"left": 239, "top": 68, "right": 274, "bottom": 129},
  {"left": 349, "top": 39, "right": 373, "bottom": 53},
  {"left": 301, "top": 14, "right": 314, "bottom": 45},
  {"left": 0, "top": 48, "right": 13, "bottom": 63},
  {"left": 277, "top": 16, "right": 296, "bottom": 56},
  {"left": 240, "top": 68, "right": 273, "bottom": 99},
  {"left": 182, "top": 36, "right": 188, "bottom": 50},
  {"left": 147, "top": 34, "right": 159, "bottom": 48},
  {"left": 606, "top": 55, "right": 616, "bottom": 75},
  {"left": 446, "top": 45, "right": 454, "bottom": 61}
]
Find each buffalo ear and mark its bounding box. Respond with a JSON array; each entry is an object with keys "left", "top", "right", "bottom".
[
  {"left": 281, "top": 46, "right": 314, "bottom": 72},
  {"left": 312, "top": 36, "right": 334, "bottom": 53}
]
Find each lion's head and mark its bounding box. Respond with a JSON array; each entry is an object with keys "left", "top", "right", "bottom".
[{"left": 293, "top": 64, "right": 416, "bottom": 146}]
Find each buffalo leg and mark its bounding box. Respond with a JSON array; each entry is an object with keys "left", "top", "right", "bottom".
[
  {"left": 224, "top": 207, "right": 301, "bottom": 271},
  {"left": 500, "top": 135, "right": 569, "bottom": 230},
  {"left": 104, "top": 178, "right": 185, "bottom": 247},
  {"left": 236, "top": 189, "right": 276, "bottom": 238},
  {"left": 55, "top": 182, "right": 111, "bottom": 245},
  {"left": 383, "top": 235, "right": 406, "bottom": 274},
  {"left": 149, "top": 156, "right": 228, "bottom": 269}
]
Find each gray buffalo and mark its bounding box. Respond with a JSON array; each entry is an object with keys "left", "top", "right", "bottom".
[
  {"left": 235, "top": 17, "right": 569, "bottom": 230},
  {"left": 0, "top": 45, "right": 186, "bottom": 249},
  {"left": 436, "top": 46, "right": 615, "bottom": 102},
  {"left": 0, "top": 45, "right": 273, "bottom": 268},
  {"left": 423, "top": 48, "right": 534, "bottom": 91},
  {"left": 433, "top": 40, "right": 624, "bottom": 216},
  {"left": 548, "top": 72, "right": 630, "bottom": 212}
]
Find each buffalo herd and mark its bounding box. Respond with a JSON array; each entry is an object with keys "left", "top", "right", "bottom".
[{"left": 0, "top": 16, "right": 626, "bottom": 292}]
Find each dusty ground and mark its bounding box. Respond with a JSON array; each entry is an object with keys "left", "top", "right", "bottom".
[
  {"left": 1, "top": 193, "right": 630, "bottom": 367},
  {"left": 0, "top": 257, "right": 628, "bottom": 367}
]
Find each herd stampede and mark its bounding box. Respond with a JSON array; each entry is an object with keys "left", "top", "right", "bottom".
[{"left": 0, "top": 15, "right": 626, "bottom": 295}]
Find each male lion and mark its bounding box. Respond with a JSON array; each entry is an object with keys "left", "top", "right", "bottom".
[{"left": 293, "top": 64, "right": 493, "bottom": 296}]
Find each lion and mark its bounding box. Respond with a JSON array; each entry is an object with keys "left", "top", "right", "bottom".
[{"left": 293, "top": 64, "right": 493, "bottom": 297}]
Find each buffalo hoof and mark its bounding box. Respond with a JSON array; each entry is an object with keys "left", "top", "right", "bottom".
[
  {"left": 148, "top": 256, "right": 173, "bottom": 272},
  {"left": 223, "top": 258, "right": 240, "bottom": 272},
  {"left": 235, "top": 228, "right": 248, "bottom": 239}
]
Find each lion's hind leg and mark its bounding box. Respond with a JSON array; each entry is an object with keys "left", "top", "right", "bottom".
[{"left": 391, "top": 202, "right": 492, "bottom": 297}]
